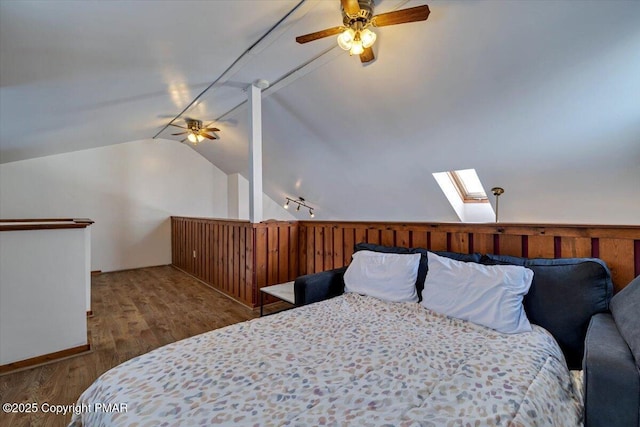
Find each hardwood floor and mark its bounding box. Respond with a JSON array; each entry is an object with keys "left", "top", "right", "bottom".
[{"left": 0, "top": 266, "right": 259, "bottom": 427}]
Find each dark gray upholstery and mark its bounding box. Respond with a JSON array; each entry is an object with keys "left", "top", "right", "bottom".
[
  {"left": 583, "top": 313, "right": 640, "bottom": 427},
  {"left": 610, "top": 275, "right": 640, "bottom": 370},
  {"left": 481, "top": 255, "right": 613, "bottom": 369},
  {"left": 432, "top": 251, "right": 482, "bottom": 264},
  {"left": 294, "top": 267, "right": 346, "bottom": 306}
]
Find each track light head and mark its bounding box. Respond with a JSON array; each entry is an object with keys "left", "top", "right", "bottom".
[{"left": 284, "top": 196, "right": 316, "bottom": 217}]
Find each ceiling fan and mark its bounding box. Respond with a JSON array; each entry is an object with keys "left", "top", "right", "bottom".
[
  {"left": 296, "top": 0, "right": 430, "bottom": 63},
  {"left": 170, "top": 118, "right": 219, "bottom": 144}
]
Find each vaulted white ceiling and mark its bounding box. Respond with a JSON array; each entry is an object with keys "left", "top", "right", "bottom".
[{"left": 1, "top": 0, "right": 639, "bottom": 223}]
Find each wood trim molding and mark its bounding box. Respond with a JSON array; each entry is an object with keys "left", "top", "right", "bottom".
[
  {"left": 0, "top": 343, "right": 91, "bottom": 375},
  {"left": 0, "top": 218, "right": 94, "bottom": 232}
]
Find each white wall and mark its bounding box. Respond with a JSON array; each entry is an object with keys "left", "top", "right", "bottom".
[
  {"left": 227, "top": 173, "right": 295, "bottom": 221},
  {"left": 0, "top": 139, "right": 228, "bottom": 272},
  {"left": 0, "top": 226, "right": 88, "bottom": 364}
]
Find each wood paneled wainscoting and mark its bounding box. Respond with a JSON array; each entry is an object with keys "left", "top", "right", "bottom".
[
  {"left": 297, "top": 222, "right": 640, "bottom": 294},
  {"left": 172, "top": 217, "right": 640, "bottom": 307},
  {"left": 171, "top": 217, "right": 298, "bottom": 307}
]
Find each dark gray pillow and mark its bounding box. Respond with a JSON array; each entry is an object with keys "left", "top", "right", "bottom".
[
  {"left": 610, "top": 275, "right": 640, "bottom": 370},
  {"left": 481, "top": 254, "right": 613, "bottom": 370},
  {"left": 433, "top": 251, "right": 482, "bottom": 263},
  {"left": 354, "top": 243, "right": 428, "bottom": 301}
]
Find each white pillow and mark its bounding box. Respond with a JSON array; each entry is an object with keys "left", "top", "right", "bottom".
[
  {"left": 421, "top": 252, "right": 533, "bottom": 334},
  {"left": 344, "top": 250, "right": 420, "bottom": 303}
]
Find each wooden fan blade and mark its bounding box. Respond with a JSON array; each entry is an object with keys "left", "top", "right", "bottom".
[
  {"left": 203, "top": 127, "right": 220, "bottom": 132},
  {"left": 372, "top": 5, "right": 430, "bottom": 27},
  {"left": 296, "top": 26, "right": 344, "bottom": 44},
  {"left": 171, "top": 132, "right": 188, "bottom": 136},
  {"left": 341, "top": 0, "right": 360, "bottom": 16},
  {"left": 169, "top": 123, "right": 188, "bottom": 129},
  {"left": 360, "top": 46, "right": 375, "bottom": 63},
  {"left": 200, "top": 133, "right": 216, "bottom": 140}
]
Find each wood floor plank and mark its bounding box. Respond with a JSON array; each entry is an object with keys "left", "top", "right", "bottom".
[{"left": 0, "top": 266, "right": 257, "bottom": 427}]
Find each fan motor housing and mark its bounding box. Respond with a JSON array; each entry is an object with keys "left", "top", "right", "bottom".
[
  {"left": 186, "top": 119, "right": 203, "bottom": 131},
  {"left": 342, "top": 0, "right": 374, "bottom": 25}
]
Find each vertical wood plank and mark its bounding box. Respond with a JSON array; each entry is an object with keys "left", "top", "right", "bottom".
[
  {"left": 279, "top": 225, "right": 289, "bottom": 283},
  {"left": 324, "top": 226, "right": 334, "bottom": 270},
  {"left": 528, "top": 235, "right": 555, "bottom": 258},
  {"left": 233, "top": 226, "right": 241, "bottom": 297},
  {"left": 185, "top": 220, "right": 191, "bottom": 273},
  {"left": 561, "top": 237, "right": 592, "bottom": 258},
  {"left": 381, "top": 229, "right": 395, "bottom": 246},
  {"left": 289, "top": 225, "right": 299, "bottom": 280},
  {"left": 396, "top": 230, "right": 410, "bottom": 248},
  {"left": 333, "top": 227, "right": 344, "bottom": 269},
  {"left": 171, "top": 219, "right": 175, "bottom": 265},
  {"left": 354, "top": 228, "right": 366, "bottom": 246},
  {"left": 205, "top": 222, "right": 210, "bottom": 283},
  {"left": 214, "top": 224, "right": 220, "bottom": 287},
  {"left": 298, "top": 224, "right": 307, "bottom": 276},
  {"left": 239, "top": 226, "right": 246, "bottom": 303},
  {"left": 314, "top": 226, "right": 324, "bottom": 273},
  {"left": 367, "top": 228, "right": 380, "bottom": 245},
  {"left": 223, "top": 225, "right": 229, "bottom": 292},
  {"left": 198, "top": 222, "right": 204, "bottom": 279},
  {"left": 173, "top": 219, "right": 178, "bottom": 266},
  {"left": 246, "top": 227, "right": 255, "bottom": 306},
  {"left": 430, "top": 231, "right": 447, "bottom": 251},
  {"left": 473, "top": 234, "right": 494, "bottom": 254},
  {"left": 343, "top": 227, "right": 355, "bottom": 265},
  {"left": 255, "top": 227, "right": 268, "bottom": 294},
  {"left": 306, "top": 225, "right": 315, "bottom": 274},
  {"left": 268, "top": 226, "right": 279, "bottom": 286},
  {"left": 499, "top": 234, "right": 523, "bottom": 257},
  {"left": 599, "top": 238, "right": 635, "bottom": 293},
  {"left": 412, "top": 230, "right": 428, "bottom": 249},
  {"left": 449, "top": 232, "right": 468, "bottom": 253}
]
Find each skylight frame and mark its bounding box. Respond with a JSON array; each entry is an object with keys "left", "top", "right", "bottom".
[{"left": 447, "top": 169, "right": 489, "bottom": 203}]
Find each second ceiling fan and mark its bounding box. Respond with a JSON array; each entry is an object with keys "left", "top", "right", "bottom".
[
  {"left": 170, "top": 118, "right": 219, "bottom": 145},
  {"left": 296, "top": 0, "right": 430, "bottom": 63}
]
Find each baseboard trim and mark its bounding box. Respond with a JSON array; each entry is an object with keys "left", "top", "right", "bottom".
[
  {"left": 171, "top": 265, "right": 254, "bottom": 310},
  {"left": 0, "top": 343, "right": 92, "bottom": 375}
]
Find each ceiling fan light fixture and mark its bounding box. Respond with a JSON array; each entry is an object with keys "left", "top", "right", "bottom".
[
  {"left": 337, "top": 28, "right": 355, "bottom": 50},
  {"left": 349, "top": 39, "right": 364, "bottom": 56},
  {"left": 360, "top": 28, "right": 376, "bottom": 48},
  {"left": 187, "top": 133, "right": 204, "bottom": 144}
]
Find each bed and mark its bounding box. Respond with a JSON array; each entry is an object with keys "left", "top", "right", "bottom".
[
  {"left": 70, "top": 292, "right": 582, "bottom": 426},
  {"left": 70, "top": 246, "right": 638, "bottom": 427}
]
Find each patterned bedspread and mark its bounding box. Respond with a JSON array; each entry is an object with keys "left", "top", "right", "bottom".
[{"left": 69, "top": 294, "right": 583, "bottom": 426}]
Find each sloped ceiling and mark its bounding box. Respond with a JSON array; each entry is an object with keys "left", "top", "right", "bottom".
[{"left": 1, "top": 1, "right": 639, "bottom": 223}]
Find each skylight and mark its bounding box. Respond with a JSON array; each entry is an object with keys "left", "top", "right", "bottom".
[
  {"left": 433, "top": 168, "right": 495, "bottom": 222},
  {"left": 447, "top": 169, "right": 488, "bottom": 202}
]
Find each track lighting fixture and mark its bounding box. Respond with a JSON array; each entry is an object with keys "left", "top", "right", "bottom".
[{"left": 284, "top": 197, "right": 315, "bottom": 218}]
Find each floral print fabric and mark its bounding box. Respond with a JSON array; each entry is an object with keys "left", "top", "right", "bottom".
[{"left": 70, "top": 293, "right": 582, "bottom": 426}]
